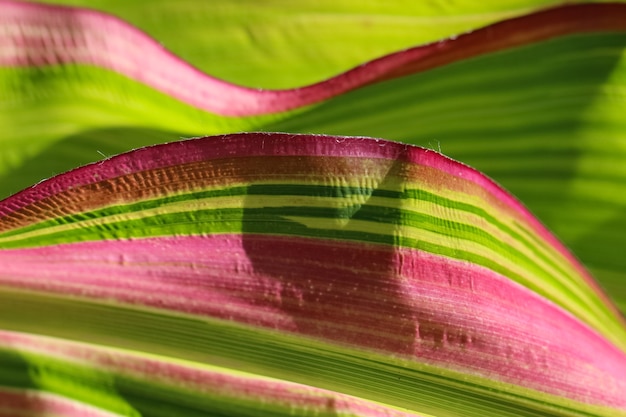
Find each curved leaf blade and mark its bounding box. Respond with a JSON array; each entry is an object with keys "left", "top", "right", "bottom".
[
  {"left": 1, "top": 133, "right": 625, "bottom": 415},
  {"left": 3, "top": 2, "right": 626, "bottom": 116}
]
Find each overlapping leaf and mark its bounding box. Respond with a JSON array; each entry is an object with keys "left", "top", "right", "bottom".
[{"left": 1, "top": 133, "right": 626, "bottom": 416}]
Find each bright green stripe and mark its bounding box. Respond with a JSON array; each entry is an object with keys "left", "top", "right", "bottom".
[
  {"left": 0, "top": 193, "right": 560, "bottom": 290},
  {"left": 388, "top": 188, "right": 573, "bottom": 284},
  {"left": 0, "top": 288, "right": 613, "bottom": 417},
  {"left": 0, "top": 184, "right": 389, "bottom": 239},
  {"left": 0, "top": 181, "right": 574, "bottom": 293},
  {"left": 0, "top": 184, "right": 556, "bottom": 279}
]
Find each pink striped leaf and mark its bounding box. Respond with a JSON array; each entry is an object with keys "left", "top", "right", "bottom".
[
  {"left": 2, "top": 1, "right": 626, "bottom": 315},
  {"left": 3, "top": 1, "right": 626, "bottom": 415},
  {"left": 1, "top": 133, "right": 625, "bottom": 416}
]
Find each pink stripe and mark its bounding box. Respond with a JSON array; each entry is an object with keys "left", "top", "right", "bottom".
[
  {"left": 2, "top": 2, "right": 626, "bottom": 116},
  {"left": 0, "top": 388, "right": 119, "bottom": 417},
  {"left": 1, "top": 235, "right": 625, "bottom": 409},
  {"left": 0, "top": 332, "right": 424, "bottom": 417},
  {"left": 0, "top": 133, "right": 611, "bottom": 311}
]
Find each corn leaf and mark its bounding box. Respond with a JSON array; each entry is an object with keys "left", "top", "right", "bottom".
[
  {"left": 2, "top": 133, "right": 626, "bottom": 416},
  {"left": 2, "top": 1, "right": 626, "bottom": 415}
]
